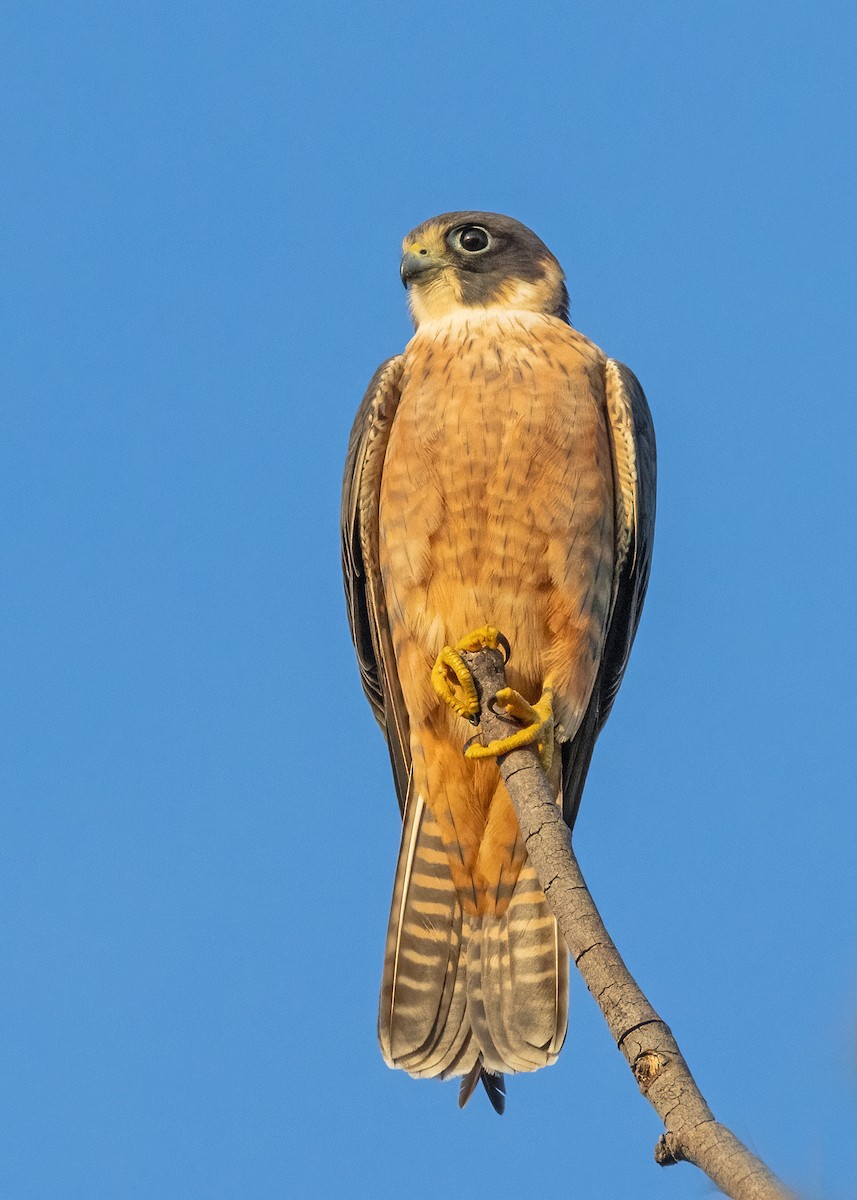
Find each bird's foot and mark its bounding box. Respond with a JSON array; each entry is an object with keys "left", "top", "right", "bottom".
[
  {"left": 453, "top": 625, "right": 511, "bottom": 660},
  {"left": 466, "top": 687, "right": 554, "bottom": 770},
  {"left": 431, "top": 626, "right": 511, "bottom": 724}
]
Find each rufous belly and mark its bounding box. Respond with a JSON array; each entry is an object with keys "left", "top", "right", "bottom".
[{"left": 379, "top": 309, "right": 615, "bottom": 914}]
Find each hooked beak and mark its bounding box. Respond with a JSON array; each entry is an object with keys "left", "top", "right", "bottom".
[{"left": 400, "top": 242, "right": 442, "bottom": 287}]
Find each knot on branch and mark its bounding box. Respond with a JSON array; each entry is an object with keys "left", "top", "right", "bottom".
[
  {"left": 654, "top": 1133, "right": 684, "bottom": 1167},
  {"left": 633, "top": 1050, "right": 668, "bottom": 1093}
]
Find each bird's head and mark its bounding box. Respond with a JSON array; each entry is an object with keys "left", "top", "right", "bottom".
[{"left": 400, "top": 211, "right": 569, "bottom": 328}]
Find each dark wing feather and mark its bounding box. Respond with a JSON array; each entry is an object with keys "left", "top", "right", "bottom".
[
  {"left": 562, "top": 360, "right": 657, "bottom": 830},
  {"left": 341, "top": 356, "right": 412, "bottom": 811}
]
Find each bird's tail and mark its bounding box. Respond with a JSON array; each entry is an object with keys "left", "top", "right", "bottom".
[{"left": 378, "top": 788, "right": 568, "bottom": 1105}]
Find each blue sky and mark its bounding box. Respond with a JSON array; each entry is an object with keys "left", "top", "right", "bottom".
[{"left": 2, "top": 2, "right": 856, "bottom": 1197}]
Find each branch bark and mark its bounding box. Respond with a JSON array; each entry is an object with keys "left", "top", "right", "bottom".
[{"left": 462, "top": 646, "right": 794, "bottom": 1200}]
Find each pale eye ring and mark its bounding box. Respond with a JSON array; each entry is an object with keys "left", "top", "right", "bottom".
[{"left": 451, "top": 225, "right": 492, "bottom": 254}]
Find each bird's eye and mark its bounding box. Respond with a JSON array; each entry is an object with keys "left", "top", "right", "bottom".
[{"left": 452, "top": 225, "right": 492, "bottom": 254}]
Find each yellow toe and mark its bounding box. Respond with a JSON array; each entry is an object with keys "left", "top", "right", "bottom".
[
  {"left": 493, "top": 687, "right": 539, "bottom": 725},
  {"left": 432, "top": 626, "right": 513, "bottom": 723},
  {"left": 431, "top": 646, "right": 479, "bottom": 722},
  {"left": 454, "top": 624, "right": 511, "bottom": 661},
  {"left": 465, "top": 687, "right": 554, "bottom": 769}
]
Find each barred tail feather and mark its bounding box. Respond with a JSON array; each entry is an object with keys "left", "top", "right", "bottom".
[
  {"left": 379, "top": 792, "right": 477, "bottom": 1078},
  {"left": 466, "top": 860, "right": 568, "bottom": 1074},
  {"left": 379, "top": 800, "right": 568, "bottom": 1088}
]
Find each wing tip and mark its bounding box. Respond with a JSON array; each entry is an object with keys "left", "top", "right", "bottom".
[
  {"left": 480, "top": 1068, "right": 506, "bottom": 1115},
  {"left": 457, "top": 1058, "right": 506, "bottom": 1115}
]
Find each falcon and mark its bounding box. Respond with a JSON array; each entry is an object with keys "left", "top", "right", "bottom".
[{"left": 342, "top": 212, "right": 656, "bottom": 1112}]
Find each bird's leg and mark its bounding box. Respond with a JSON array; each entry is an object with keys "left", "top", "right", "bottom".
[
  {"left": 431, "top": 625, "right": 511, "bottom": 724},
  {"left": 466, "top": 687, "right": 554, "bottom": 771}
]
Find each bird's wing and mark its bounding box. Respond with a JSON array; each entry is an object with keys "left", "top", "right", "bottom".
[
  {"left": 561, "top": 359, "right": 657, "bottom": 830},
  {"left": 341, "top": 356, "right": 412, "bottom": 812}
]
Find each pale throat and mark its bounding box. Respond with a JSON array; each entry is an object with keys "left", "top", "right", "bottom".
[{"left": 408, "top": 270, "right": 560, "bottom": 328}]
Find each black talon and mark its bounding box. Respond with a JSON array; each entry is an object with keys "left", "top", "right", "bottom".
[
  {"left": 497, "top": 632, "right": 512, "bottom": 663},
  {"left": 463, "top": 734, "right": 481, "bottom": 753},
  {"left": 466, "top": 712, "right": 480, "bottom": 726},
  {"left": 488, "top": 693, "right": 518, "bottom": 722}
]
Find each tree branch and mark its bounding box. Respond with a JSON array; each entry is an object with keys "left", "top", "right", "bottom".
[{"left": 462, "top": 646, "right": 794, "bottom": 1200}]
